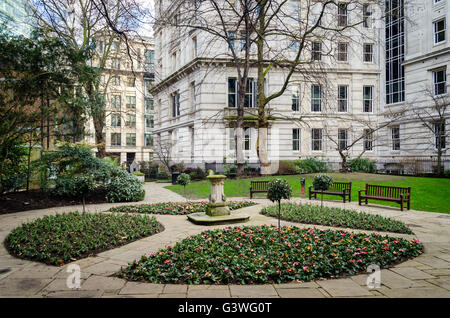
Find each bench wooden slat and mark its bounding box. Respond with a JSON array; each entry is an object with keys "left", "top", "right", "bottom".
[
  {"left": 359, "top": 184, "right": 411, "bottom": 211},
  {"left": 309, "top": 182, "right": 352, "bottom": 203}
]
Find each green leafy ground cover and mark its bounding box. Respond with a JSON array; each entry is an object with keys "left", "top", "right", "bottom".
[
  {"left": 261, "top": 203, "right": 413, "bottom": 234},
  {"left": 109, "top": 201, "right": 256, "bottom": 215},
  {"left": 5, "top": 212, "right": 162, "bottom": 266},
  {"left": 121, "top": 225, "right": 423, "bottom": 284}
]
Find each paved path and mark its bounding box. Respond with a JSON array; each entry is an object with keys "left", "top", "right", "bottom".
[{"left": 1, "top": 183, "right": 450, "bottom": 298}]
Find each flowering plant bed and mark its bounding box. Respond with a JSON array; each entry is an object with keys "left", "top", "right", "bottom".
[
  {"left": 261, "top": 203, "right": 413, "bottom": 234},
  {"left": 109, "top": 201, "right": 256, "bottom": 215},
  {"left": 5, "top": 212, "right": 163, "bottom": 266},
  {"left": 120, "top": 225, "right": 423, "bottom": 284}
]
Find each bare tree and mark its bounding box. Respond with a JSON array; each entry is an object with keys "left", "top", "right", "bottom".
[
  {"left": 409, "top": 88, "right": 449, "bottom": 176},
  {"left": 153, "top": 135, "right": 175, "bottom": 174},
  {"left": 33, "top": 0, "right": 149, "bottom": 158}
]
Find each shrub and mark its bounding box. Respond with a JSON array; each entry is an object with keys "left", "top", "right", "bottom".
[
  {"left": 261, "top": 202, "right": 413, "bottom": 234},
  {"left": 157, "top": 170, "right": 169, "bottom": 180},
  {"left": 121, "top": 225, "right": 423, "bottom": 284},
  {"left": 312, "top": 174, "right": 334, "bottom": 191},
  {"left": 105, "top": 168, "right": 145, "bottom": 203},
  {"left": 0, "top": 141, "right": 28, "bottom": 194},
  {"left": 5, "top": 212, "right": 162, "bottom": 266},
  {"left": 444, "top": 170, "right": 450, "bottom": 178},
  {"left": 278, "top": 161, "right": 297, "bottom": 175},
  {"left": 133, "top": 171, "right": 145, "bottom": 176},
  {"left": 183, "top": 167, "right": 206, "bottom": 180},
  {"left": 350, "top": 158, "right": 376, "bottom": 173},
  {"left": 294, "top": 157, "right": 329, "bottom": 173},
  {"left": 177, "top": 173, "right": 190, "bottom": 194},
  {"left": 267, "top": 179, "right": 292, "bottom": 234}
]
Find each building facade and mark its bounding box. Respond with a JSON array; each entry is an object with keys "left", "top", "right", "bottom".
[
  {"left": 152, "top": 0, "right": 449, "bottom": 173},
  {"left": 86, "top": 36, "right": 155, "bottom": 166},
  {"left": 0, "top": 0, "right": 36, "bottom": 37}
]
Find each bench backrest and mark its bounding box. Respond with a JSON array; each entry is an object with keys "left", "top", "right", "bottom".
[
  {"left": 366, "top": 184, "right": 410, "bottom": 198},
  {"left": 250, "top": 180, "right": 270, "bottom": 190},
  {"left": 329, "top": 182, "right": 351, "bottom": 191}
]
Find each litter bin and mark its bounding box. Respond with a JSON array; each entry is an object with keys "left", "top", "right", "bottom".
[{"left": 171, "top": 172, "right": 180, "bottom": 185}]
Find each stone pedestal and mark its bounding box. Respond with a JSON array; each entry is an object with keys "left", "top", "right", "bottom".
[
  {"left": 187, "top": 174, "right": 250, "bottom": 225},
  {"left": 205, "top": 175, "right": 230, "bottom": 216}
]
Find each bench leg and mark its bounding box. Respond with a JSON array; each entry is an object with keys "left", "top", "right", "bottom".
[
  {"left": 358, "top": 196, "right": 361, "bottom": 206},
  {"left": 365, "top": 198, "right": 368, "bottom": 205},
  {"left": 348, "top": 194, "right": 351, "bottom": 202},
  {"left": 407, "top": 200, "right": 410, "bottom": 210},
  {"left": 400, "top": 201, "right": 403, "bottom": 211},
  {"left": 343, "top": 195, "right": 346, "bottom": 203},
  {"left": 250, "top": 191, "right": 253, "bottom": 199}
]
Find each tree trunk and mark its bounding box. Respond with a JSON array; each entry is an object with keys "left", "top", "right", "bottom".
[
  {"left": 235, "top": 95, "right": 245, "bottom": 175},
  {"left": 258, "top": 127, "right": 271, "bottom": 175}
]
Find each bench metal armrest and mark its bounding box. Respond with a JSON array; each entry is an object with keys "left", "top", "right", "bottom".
[{"left": 359, "top": 189, "right": 366, "bottom": 194}]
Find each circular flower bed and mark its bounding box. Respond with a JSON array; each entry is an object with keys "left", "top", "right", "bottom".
[
  {"left": 109, "top": 201, "right": 256, "bottom": 215},
  {"left": 5, "top": 212, "right": 163, "bottom": 266},
  {"left": 261, "top": 203, "right": 413, "bottom": 234},
  {"left": 120, "top": 225, "right": 423, "bottom": 284}
]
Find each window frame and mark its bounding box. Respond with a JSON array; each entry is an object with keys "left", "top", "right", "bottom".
[
  {"left": 338, "top": 85, "right": 348, "bottom": 112},
  {"left": 363, "top": 43, "right": 374, "bottom": 63},
  {"left": 311, "top": 128, "right": 323, "bottom": 151},
  {"left": 293, "top": 128, "right": 300, "bottom": 151},
  {"left": 391, "top": 126, "right": 400, "bottom": 151},
  {"left": 311, "top": 41, "right": 322, "bottom": 61},
  {"left": 434, "top": 18, "right": 446, "bottom": 44},
  {"left": 338, "top": 128, "right": 348, "bottom": 150},
  {"left": 337, "top": 42, "right": 348, "bottom": 62},
  {"left": 434, "top": 121, "right": 446, "bottom": 150},
  {"left": 363, "top": 86, "right": 373, "bottom": 113},
  {"left": 311, "top": 84, "right": 322, "bottom": 112},
  {"left": 433, "top": 68, "right": 447, "bottom": 96}
]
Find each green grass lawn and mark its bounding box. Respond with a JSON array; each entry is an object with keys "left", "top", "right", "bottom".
[{"left": 165, "top": 173, "right": 450, "bottom": 214}]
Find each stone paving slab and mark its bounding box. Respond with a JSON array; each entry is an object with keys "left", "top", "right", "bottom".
[
  {"left": 229, "top": 285, "right": 278, "bottom": 298},
  {"left": 0, "top": 277, "right": 53, "bottom": 296},
  {"left": 119, "top": 281, "right": 165, "bottom": 295},
  {"left": 427, "top": 277, "right": 450, "bottom": 291},
  {"left": 276, "top": 288, "right": 325, "bottom": 298},
  {"left": 316, "top": 279, "right": 372, "bottom": 297},
  {"left": 379, "top": 287, "right": 450, "bottom": 298},
  {"left": 390, "top": 267, "right": 436, "bottom": 280},
  {"left": 81, "top": 275, "right": 125, "bottom": 293}
]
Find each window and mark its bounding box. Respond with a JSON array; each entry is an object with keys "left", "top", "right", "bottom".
[
  {"left": 98, "top": 40, "right": 104, "bottom": 53},
  {"left": 312, "top": 128, "right": 323, "bottom": 151},
  {"left": 126, "top": 96, "right": 136, "bottom": 109},
  {"left": 191, "top": 82, "right": 197, "bottom": 111},
  {"left": 111, "top": 95, "right": 121, "bottom": 109},
  {"left": 228, "top": 32, "right": 235, "bottom": 50},
  {"left": 145, "top": 134, "right": 153, "bottom": 147},
  {"left": 243, "top": 127, "right": 251, "bottom": 150},
  {"left": 145, "top": 115, "right": 154, "bottom": 131},
  {"left": 111, "top": 133, "right": 121, "bottom": 146},
  {"left": 363, "top": 44, "right": 373, "bottom": 62},
  {"left": 228, "top": 78, "right": 257, "bottom": 108},
  {"left": 338, "top": 129, "right": 348, "bottom": 150},
  {"left": 145, "top": 78, "right": 154, "bottom": 96},
  {"left": 311, "top": 84, "right": 322, "bottom": 112},
  {"left": 229, "top": 129, "right": 236, "bottom": 151},
  {"left": 311, "top": 42, "right": 322, "bottom": 61},
  {"left": 292, "top": 86, "right": 300, "bottom": 111},
  {"left": 112, "top": 58, "right": 120, "bottom": 69},
  {"left": 363, "top": 4, "right": 372, "bottom": 28},
  {"left": 338, "top": 85, "right": 348, "bottom": 112},
  {"left": 434, "top": 18, "right": 446, "bottom": 44},
  {"left": 240, "top": 32, "right": 248, "bottom": 51},
  {"left": 391, "top": 126, "right": 400, "bottom": 151},
  {"left": 337, "top": 42, "right": 348, "bottom": 62},
  {"left": 433, "top": 69, "right": 447, "bottom": 95},
  {"left": 145, "top": 98, "right": 154, "bottom": 113},
  {"left": 338, "top": 3, "right": 348, "bottom": 27},
  {"left": 144, "top": 50, "right": 154, "bottom": 71},
  {"left": 112, "top": 76, "right": 120, "bottom": 86},
  {"left": 385, "top": 0, "right": 405, "bottom": 104},
  {"left": 126, "top": 113, "right": 136, "bottom": 128},
  {"left": 172, "top": 93, "right": 180, "bottom": 117},
  {"left": 126, "top": 133, "right": 136, "bottom": 146},
  {"left": 363, "top": 86, "right": 373, "bottom": 112},
  {"left": 192, "top": 36, "right": 197, "bottom": 58},
  {"left": 111, "top": 41, "right": 120, "bottom": 52},
  {"left": 111, "top": 113, "right": 121, "bottom": 127},
  {"left": 435, "top": 121, "right": 446, "bottom": 149},
  {"left": 127, "top": 77, "right": 135, "bottom": 87},
  {"left": 293, "top": 128, "right": 300, "bottom": 151},
  {"left": 228, "top": 78, "right": 237, "bottom": 107},
  {"left": 364, "top": 129, "right": 373, "bottom": 151}
]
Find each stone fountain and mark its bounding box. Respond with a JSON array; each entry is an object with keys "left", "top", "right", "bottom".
[{"left": 187, "top": 172, "right": 250, "bottom": 225}]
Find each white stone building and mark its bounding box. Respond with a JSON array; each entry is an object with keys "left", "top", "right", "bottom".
[
  {"left": 152, "top": 0, "right": 449, "bottom": 173},
  {"left": 86, "top": 36, "right": 156, "bottom": 167}
]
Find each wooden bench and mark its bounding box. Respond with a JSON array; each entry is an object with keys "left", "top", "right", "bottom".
[
  {"left": 250, "top": 180, "right": 270, "bottom": 198},
  {"left": 309, "top": 182, "right": 352, "bottom": 203},
  {"left": 358, "top": 184, "right": 411, "bottom": 211}
]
